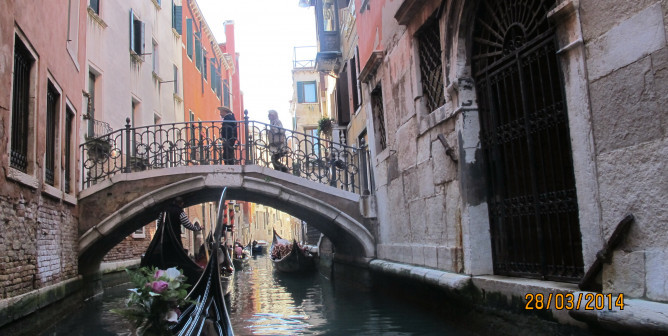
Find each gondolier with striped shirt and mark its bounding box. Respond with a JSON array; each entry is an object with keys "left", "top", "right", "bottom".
[{"left": 157, "top": 196, "right": 201, "bottom": 246}]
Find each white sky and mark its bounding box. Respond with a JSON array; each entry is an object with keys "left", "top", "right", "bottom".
[{"left": 197, "top": 0, "right": 317, "bottom": 128}]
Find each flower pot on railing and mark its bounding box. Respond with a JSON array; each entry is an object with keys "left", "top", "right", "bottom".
[
  {"left": 85, "top": 137, "right": 111, "bottom": 160},
  {"left": 129, "top": 156, "right": 150, "bottom": 172},
  {"left": 317, "top": 117, "right": 334, "bottom": 138}
]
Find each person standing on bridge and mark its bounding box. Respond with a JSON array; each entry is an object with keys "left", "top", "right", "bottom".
[
  {"left": 268, "top": 109, "right": 289, "bottom": 172},
  {"left": 158, "top": 197, "right": 201, "bottom": 246},
  {"left": 219, "top": 106, "right": 237, "bottom": 165}
]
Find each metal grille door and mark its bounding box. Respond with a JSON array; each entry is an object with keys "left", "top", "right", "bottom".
[{"left": 473, "top": 0, "right": 584, "bottom": 281}]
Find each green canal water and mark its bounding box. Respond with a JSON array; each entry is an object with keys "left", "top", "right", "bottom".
[{"left": 39, "top": 256, "right": 476, "bottom": 336}]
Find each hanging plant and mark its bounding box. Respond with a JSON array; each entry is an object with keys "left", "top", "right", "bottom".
[{"left": 317, "top": 117, "right": 334, "bottom": 137}]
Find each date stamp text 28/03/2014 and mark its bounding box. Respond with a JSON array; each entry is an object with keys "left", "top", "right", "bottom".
[{"left": 524, "top": 293, "right": 625, "bottom": 310}]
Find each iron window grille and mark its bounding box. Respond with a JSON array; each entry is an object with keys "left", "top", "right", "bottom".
[
  {"left": 472, "top": 0, "right": 583, "bottom": 282},
  {"left": 45, "top": 83, "right": 59, "bottom": 186},
  {"left": 65, "top": 109, "right": 74, "bottom": 193},
  {"left": 416, "top": 18, "right": 445, "bottom": 112},
  {"left": 11, "top": 36, "right": 34, "bottom": 173},
  {"left": 371, "top": 85, "right": 387, "bottom": 151}
]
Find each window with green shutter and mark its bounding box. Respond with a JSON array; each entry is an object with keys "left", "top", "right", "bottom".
[
  {"left": 186, "top": 18, "right": 193, "bottom": 58},
  {"left": 195, "top": 32, "right": 201, "bottom": 70},
  {"left": 172, "top": 5, "right": 182, "bottom": 35}
]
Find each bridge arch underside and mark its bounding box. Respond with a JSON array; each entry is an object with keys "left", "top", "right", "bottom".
[{"left": 78, "top": 176, "right": 375, "bottom": 277}]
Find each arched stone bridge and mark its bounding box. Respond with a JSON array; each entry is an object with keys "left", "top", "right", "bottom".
[{"left": 77, "top": 165, "right": 377, "bottom": 276}]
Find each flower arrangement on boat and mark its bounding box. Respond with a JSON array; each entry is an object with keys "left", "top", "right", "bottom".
[{"left": 111, "top": 266, "right": 192, "bottom": 336}]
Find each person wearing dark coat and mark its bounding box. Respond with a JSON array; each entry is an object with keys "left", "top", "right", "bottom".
[{"left": 219, "top": 106, "right": 237, "bottom": 165}]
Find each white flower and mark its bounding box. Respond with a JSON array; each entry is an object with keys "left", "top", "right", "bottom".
[
  {"left": 165, "top": 310, "right": 179, "bottom": 323},
  {"left": 165, "top": 267, "right": 181, "bottom": 280},
  {"left": 127, "top": 288, "right": 140, "bottom": 294}
]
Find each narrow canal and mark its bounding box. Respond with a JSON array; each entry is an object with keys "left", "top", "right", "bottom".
[{"left": 40, "top": 255, "right": 474, "bottom": 335}]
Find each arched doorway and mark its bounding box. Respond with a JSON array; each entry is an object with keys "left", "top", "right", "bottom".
[{"left": 472, "top": 0, "right": 583, "bottom": 281}]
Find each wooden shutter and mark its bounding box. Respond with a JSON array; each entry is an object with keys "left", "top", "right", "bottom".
[
  {"left": 173, "top": 5, "right": 182, "bottom": 35},
  {"left": 297, "top": 82, "right": 304, "bottom": 103},
  {"left": 129, "top": 9, "right": 135, "bottom": 51},
  {"left": 140, "top": 21, "right": 146, "bottom": 55},
  {"left": 186, "top": 19, "right": 193, "bottom": 57}
]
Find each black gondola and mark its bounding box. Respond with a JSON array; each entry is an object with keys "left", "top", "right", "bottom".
[
  {"left": 170, "top": 188, "right": 235, "bottom": 336},
  {"left": 270, "top": 229, "right": 315, "bottom": 273},
  {"left": 140, "top": 189, "right": 235, "bottom": 335},
  {"left": 140, "top": 209, "right": 203, "bottom": 286}
]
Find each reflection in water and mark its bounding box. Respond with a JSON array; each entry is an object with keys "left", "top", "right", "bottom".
[{"left": 41, "top": 256, "right": 468, "bottom": 335}]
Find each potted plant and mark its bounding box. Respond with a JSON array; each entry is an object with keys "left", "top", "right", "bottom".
[
  {"left": 317, "top": 117, "right": 334, "bottom": 138},
  {"left": 85, "top": 136, "right": 112, "bottom": 159}
]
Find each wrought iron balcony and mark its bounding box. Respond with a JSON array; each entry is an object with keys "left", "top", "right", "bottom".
[{"left": 80, "top": 111, "right": 370, "bottom": 194}]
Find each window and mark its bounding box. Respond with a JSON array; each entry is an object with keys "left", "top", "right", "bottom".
[
  {"left": 172, "top": 4, "right": 182, "bottom": 34},
  {"left": 371, "top": 84, "right": 387, "bottom": 152},
  {"left": 64, "top": 108, "right": 74, "bottom": 193},
  {"left": 223, "top": 79, "right": 230, "bottom": 108},
  {"left": 132, "top": 226, "right": 146, "bottom": 238},
  {"left": 90, "top": 0, "right": 100, "bottom": 14},
  {"left": 416, "top": 18, "right": 445, "bottom": 112},
  {"left": 129, "top": 9, "right": 145, "bottom": 55},
  {"left": 297, "top": 81, "right": 317, "bottom": 103},
  {"left": 152, "top": 40, "right": 158, "bottom": 73},
  {"left": 350, "top": 47, "right": 362, "bottom": 111},
  {"left": 305, "top": 127, "right": 320, "bottom": 154},
  {"left": 322, "top": 0, "right": 336, "bottom": 32},
  {"left": 202, "top": 56, "right": 207, "bottom": 81},
  {"left": 67, "top": 0, "right": 80, "bottom": 60},
  {"left": 10, "top": 36, "right": 35, "bottom": 173},
  {"left": 195, "top": 32, "right": 202, "bottom": 71},
  {"left": 173, "top": 64, "right": 178, "bottom": 94},
  {"left": 210, "top": 61, "right": 216, "bottom": 92},
  {"left": 186, "top": 18, "right": 193, "bottom": 58},
  {"left": 87, "top": 72, "right": 97, "bottom": 137},
  {"left": 45, "top": 82, "right": 60, "bottom": 186}
]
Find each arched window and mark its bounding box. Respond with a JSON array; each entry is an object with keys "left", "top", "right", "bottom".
[{"left": 472, "top": 0, "right": 583, "bottom": 281}]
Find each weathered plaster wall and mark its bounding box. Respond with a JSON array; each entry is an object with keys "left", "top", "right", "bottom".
[{"left": 370, "top": 0, "right": 464, "bottom": 273}]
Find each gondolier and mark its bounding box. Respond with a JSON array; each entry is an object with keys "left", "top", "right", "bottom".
[{"left": 157, "top": 196, "right": 201, "bottom": 246}]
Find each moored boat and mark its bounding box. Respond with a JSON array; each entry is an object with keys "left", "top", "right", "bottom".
[{"left": 270, "top": 229, "right": 315, "bottom": 273}]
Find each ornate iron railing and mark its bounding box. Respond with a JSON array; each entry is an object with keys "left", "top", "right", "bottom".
[{"left": 80, "top": 111, "right": 369, "bottom": 194}]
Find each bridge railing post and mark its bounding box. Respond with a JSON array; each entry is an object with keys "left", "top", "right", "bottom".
[
  {"left": 329, "top": 142, "right": 336, "bottom": 187},
  {"left": 359, "top": 139, "right": 370, "bottom": 195},
  {"left": 244, "top": 110, "right": 251, "bottom": 165},
  {"left": 124, "top": 118, "right": 131, "bottom": 173}
]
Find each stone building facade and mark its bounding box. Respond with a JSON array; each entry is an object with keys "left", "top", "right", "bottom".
[
  {"left": 350, "top": 0, "right": 667, "bottom": 330},
  {"left": 0, "top": 0, "right": 87, "bottom": 303}
]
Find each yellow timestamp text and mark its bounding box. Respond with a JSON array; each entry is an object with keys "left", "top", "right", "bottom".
[{"left": 524, "top": 293, "right": 625, "bottom": 310}]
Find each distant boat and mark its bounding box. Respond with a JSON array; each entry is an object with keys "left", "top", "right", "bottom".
[
  {"left": 270, "top": 229, "right": 315, "bottom": 273},
  {"left": 251, "top": 240, "right": 267, "bottom": 255},
  {"left": 232, "top": 242, "right": 251, "bottom": 270}
]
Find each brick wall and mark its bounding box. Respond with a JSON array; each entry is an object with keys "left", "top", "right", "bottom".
[
  {"left": 102, "top": 224, "right": 156, "bottom": 262},
  {"left": 0, "top": 195, "right": 78, "bottom": 299}
]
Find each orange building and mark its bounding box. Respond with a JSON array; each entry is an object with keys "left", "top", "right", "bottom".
[{"left": 180, "top": 0, "right": 247, "bottom": 250}]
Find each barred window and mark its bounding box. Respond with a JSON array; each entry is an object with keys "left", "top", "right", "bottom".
[
  {"left": 416, "top": 18, "right": 445, "bottom": 112},
  {"left": 65, "top": 108, "right": 74, "bottom": 193},
  {"left": 10, "top": 36, "right": 35, "bottom": 173},
  {"left": 371, "top": 85, "right": 387, "bottom": 152},
  {"left": 45, "top": 82, "right": 60, "bottom": 186}
]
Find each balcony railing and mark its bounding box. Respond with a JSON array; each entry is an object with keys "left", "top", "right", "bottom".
[{"left": 80, "top": 111, "right": 370, "bottom": 195}]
